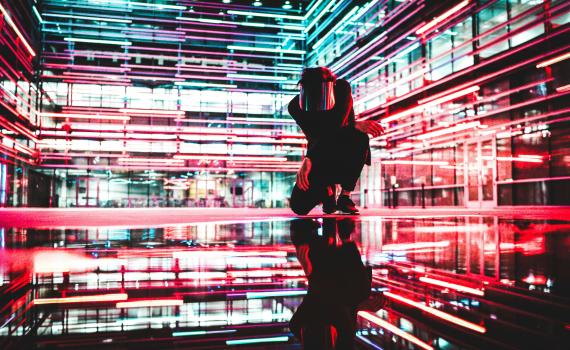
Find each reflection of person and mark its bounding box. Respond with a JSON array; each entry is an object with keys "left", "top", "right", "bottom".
[
  {"left": 288, "top": 67, "right": 384, "bottom": 215},
  {"left": 289, "top": 218, "right": 383, "bottom": 349}
]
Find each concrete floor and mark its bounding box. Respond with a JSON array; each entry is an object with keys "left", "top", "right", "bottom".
[{"left": 1, "top": 206, "right": 569, "bottom": 229}]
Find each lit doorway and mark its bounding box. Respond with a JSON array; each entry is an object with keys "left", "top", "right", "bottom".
[{"left": 465, "top": 138, "right": 496, "bottom": 208}]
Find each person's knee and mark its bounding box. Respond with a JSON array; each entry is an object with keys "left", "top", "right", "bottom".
[
  {"left": 290, "top": 186, "right": 313, "bottom": 215},
  {"left": 291, "top": 203, "right": 311, "bottom": 215}
]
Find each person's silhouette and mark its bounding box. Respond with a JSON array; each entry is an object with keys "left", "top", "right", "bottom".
[{"left": 289, "top": 218, "right": 384, "bottom": 349}]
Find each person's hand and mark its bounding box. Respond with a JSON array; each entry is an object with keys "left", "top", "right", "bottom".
[
  {"left": 355, "top": 120, "right": 385, "bottom": 138},
  {"left": 296, "top": 157, "right": 312, "bottom": 191}
]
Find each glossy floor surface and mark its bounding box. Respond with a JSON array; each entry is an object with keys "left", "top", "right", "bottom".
[{"left": 0, "top": 212, "right": 569, "bottom": 349}]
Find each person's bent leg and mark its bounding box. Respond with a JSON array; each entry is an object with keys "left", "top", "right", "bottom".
[
  {"left": 290, "top": 184, "right": 325, "bottom": 215},
  {"left": 337, "top": 128, "right": 369, "bottom": 192},
  {"left": 329, "top": 128, "right": 369, "bottom": 215},
  {"left": 290, "top": 149, "right": 334, "bottom": 215}
]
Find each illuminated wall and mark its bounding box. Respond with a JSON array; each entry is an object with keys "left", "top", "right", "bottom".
[
  {"left": 0, "top": 0, "right": 41, "bottom": 206},
  {"left": 2, "top": 0, "right": 313, "bottom": 207},
  {"left": 1, "top": 0, "right": 569, "bottom": 207},
  {"left": 306, "top": 0, "right": 570, "bottom": 207}
]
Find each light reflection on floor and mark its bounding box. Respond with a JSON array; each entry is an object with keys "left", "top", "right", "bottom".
[{"left": 0, "top": 216, "right": 568, "bottom": 349}]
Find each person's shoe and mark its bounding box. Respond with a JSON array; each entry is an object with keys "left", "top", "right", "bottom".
[
  {"left": 322, "top": 186, "right": 337, "bottom": 214},
  {"left": 337, "top": 194, "right": 359, "bottom": 215}
]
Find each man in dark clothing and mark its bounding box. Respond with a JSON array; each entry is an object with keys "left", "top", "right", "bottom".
[{"left": 288, "top": 67, "right": 384, "bottom": 215}]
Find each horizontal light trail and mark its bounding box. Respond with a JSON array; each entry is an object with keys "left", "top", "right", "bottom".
[
  {"left": 416, "top": 121, "right": 481, "bottom": 140},
  {"left": 34, "top": 293, "right": 128, "bottom": 305},
  {"left": 384, "top": 291, "right": 486, "bottom": 333},
  {"left": 176, "top": 16, "right": 304, "bottom": 31},
  {"left": 227, "top": 10, "right": 304, "bottom": 21},
  {"left": 64, "top": 37, "right": 132, "bottom": 45},
  {"left": 227, "top": 45, "right": 306, "bottom": 55},
  {"left": 416, "top": 1, "right": 471, "bottom": 35},
  {"left": 358, "top": 311, "right": 434, "bottom": 350},
  {"left": 381, "top": 86, "right": 479, "bottom": 123},
  {"left": 245, "top": 290, "right": 307, "bottom": 299},
  {"left": 0, "top": 3, "right": 36, "bottom": 56},
  {"left": 382, "top": 160, "right": 449, "bottom": 166},
  {"left": 419, "top": 276, "right": 485, "bottom": 296},
  {"left": 495, "top": 156, "right": 544, "bottom": 163},
  {"left": 41, "top": 112, "right": 130, "bottom": 121},
  {"left": 118, "top": 108, "right": 184, "bottom": 115},
  {"left": 44, "top": 13, "right": 132, "bottom": 23},
  {"left": 175, "top": 81, "right": 237, "bottom": 88},
  {"left": 226, "top": 336, "right": 289, "bottom": 346},
  {"left": 173, "top": 155, "right": 288, "bottom": 162},
  {"left": 557, "top": 83, "right": 570, "bottom": 92},
  {"left": 118, "top": 158, "right": 184, "bottom": 164},
  {"left": 536, "top": 51, "right": 570, "bottom": 68},
  {"left": 226, "top": 73, "right": 289, "bottom": 81},
  {"left": 116, "top": 299, "right": 183, "bottom": 308},
  {"left": 173, "top": 329, "right": 236, "bottom": 337}
]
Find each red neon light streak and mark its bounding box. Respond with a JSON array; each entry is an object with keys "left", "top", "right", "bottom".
[
  {"left": 416, "top": 1, "right": 471, "bottom": 35},
  {"left": 382, "top": 86, "right": 479, "bottom": 123},
  {"left": 381, "top": 241, "right": 450, "bottom": 251},
  {"left": 116, "top": 299, "right": 183, "bottom": 308},
  {"left": 41, "top": 112, "right": 130, "bottom": 121},
  {"left": 536, "top": 52, "right": 570, "bottom": 68},
  {"left": 417, "top": 121, "right": 481, "bottom": 140},
  {"left": 384, "top": 292, "right": 486, "bottom": 333},
  {"left": 34, "top": 293, "right": 128, "bottom": 305},
  {"left": 495, "top": 156, "right": 543, "bottom": 163},
  {"left": 419, "top": 276, "right": 485, "bottom": 296},
  {"left": 556, "top": 83, "right": 570, "bottom": 93},
  {"left": 118, "top": 108, "right": 185, "bottom": 115},
  {"left": 173, "top": 155, "right": 288, "bottom": 162},
  {"left": 118, "top": 157, "right": 184, "bottom": 164},
  {"left": 381, "top": 160, "right": 449, "bottom": 166},
  {"left": 0, "top": 4, "right": 36, "bottom": 57},
  {"left": 358, "top": 311, "right": 434, "bottom": 350}
]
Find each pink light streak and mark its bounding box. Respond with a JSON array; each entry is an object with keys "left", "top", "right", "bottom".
[
  {"left": 34, "top": 293, "right": 128, "bottom": 305},
  {"left": 381, "top": 86, "right": 479, "bottom": 123},
  {"left": 173, "top": 155, "right": 287, "bottom": 162},
  {"left": 41, "top": 112, "right": 130, "bottom": 121},
  {"left": 358, "top": 311, "right": 434, "bottom": 350},
  {"left": 416, "top": 1, "right": 471, "bottom": 35},
  {"left": 384, "top": 292, "right": 486, "bottom": 333},
  {"left": 116, "top": 299, "right": 183, "bottom": 308},
  {"left": 118, "top": 108, "right": 185, "bottom": 115},
  {"left": 381, "top": 160, "right": 450, "bottom": 166},
  {"left": 0, "top": 3, "right": 36, "bottom": 57},
  {"left": 418, "top": 276, "right": 485, "bottom": 296},
  {"left": 536, "top": 51, "right": 570, "bottom": 68},
  {"left": 556, "top": 83, "right": 570, "bottom": 93}
]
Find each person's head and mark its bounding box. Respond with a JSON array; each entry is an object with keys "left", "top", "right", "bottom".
[
  {"left": 299, "top": 67, "right": 336, "bottom": 112},
  {"left": 299, "top": 67, "right": 336, "bottom": 86}
]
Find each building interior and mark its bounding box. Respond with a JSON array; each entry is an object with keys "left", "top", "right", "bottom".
[{"left": 0, "top": 0, "right": 569, "bottom": 349}]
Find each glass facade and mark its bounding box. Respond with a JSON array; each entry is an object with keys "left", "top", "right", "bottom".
[{"left": 329, "top": 0, "right": 570, "bottom": 207}]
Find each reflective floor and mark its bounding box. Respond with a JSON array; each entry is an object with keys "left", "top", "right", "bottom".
[{"left": 0, "top": 215, "right": 569, "bottom": 349}]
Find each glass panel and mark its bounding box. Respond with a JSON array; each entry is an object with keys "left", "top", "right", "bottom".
[
  {"left": 467, "top": 143, "right": 479, "bottom": 201},
  {"left": 481, "top": 140, "right": 494, "bottom": 201},
  {"left": 478, "top": 0, "right": 510, "bottom": 58},
  {"left": 469, "top": 218, "right": 482, "bottom": 274}
]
